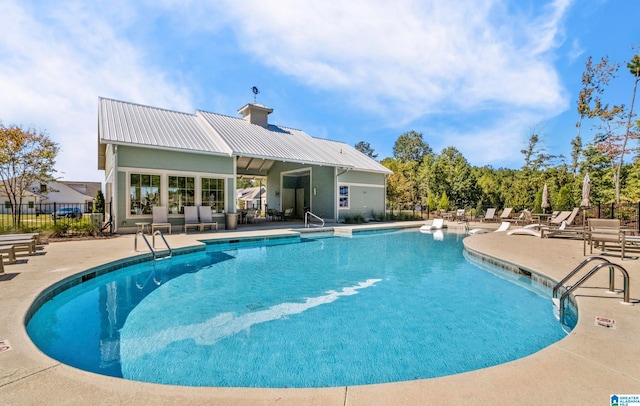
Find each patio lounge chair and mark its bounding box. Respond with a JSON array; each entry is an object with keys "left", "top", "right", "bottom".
[
  {"left": 481, "top": 208, "right": 497, "bottom": 222},
  {"left": 183, "top": 206, "right": 201, "bottom": 233},
  {"left": 505, "top": 209, "right": 532, "bottom": 225},
  {"left": 468, "top": 221, "right": 511, "bottom": 235},
  {"left": 499, "top": 208, "right": 513, "bottom": 221},
  {"left": 507, "top": 221, "right": 568, "bottom": 238},
  {"left": 151, "top": 206, "right": 171, "bottom": 234},
  {"left": 420, "top": 218, "right": 444, "bottom": 233},
  {"left": 198, "top": 206, "right": 218, "bottom": 231}
]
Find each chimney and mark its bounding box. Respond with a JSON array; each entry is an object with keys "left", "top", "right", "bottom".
[{"left": 237, "top": 103, "right": 273, "bottom": 127}]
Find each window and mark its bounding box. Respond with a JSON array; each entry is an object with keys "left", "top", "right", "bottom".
[
  {"left": 201, "top": 178, "right": 225, "bottom": 213},
  {"left": 339, "top": 186, "right": 349, "bottom": 208},
  {"left": 40, "top": 184, "right": 47, "bottom": 193},
  {"left": 168, "top": 176, "right": 195, "bottom": 214},
  {"left": 4, "top": 201, "right": 11, "bottom": 209},
  {"left": 28, "top": 201, "right": 35, "bottom": 208},
  {"left": 130, "top": 174, "right": 161, "bottom": 215}
]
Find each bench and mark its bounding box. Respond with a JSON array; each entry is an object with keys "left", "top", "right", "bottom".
[
  {"left": 0, "top": 236, "right": 37, "bottom": 255},
  {"left": 0, "top": 245, "right": 17, "bottom": 263}
]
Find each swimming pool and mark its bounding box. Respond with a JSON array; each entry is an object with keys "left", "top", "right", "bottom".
[{"left": 27, "top": 229, "right": 575, "bottom": 388}]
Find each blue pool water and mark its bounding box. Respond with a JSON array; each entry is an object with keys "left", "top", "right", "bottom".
[{"left": 27, "top": 229, "right": 574, "bottom": 388}]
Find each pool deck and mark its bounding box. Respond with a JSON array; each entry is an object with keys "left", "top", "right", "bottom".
[{"left": 1, "top": 220, "right": 639, "bottom": 405}]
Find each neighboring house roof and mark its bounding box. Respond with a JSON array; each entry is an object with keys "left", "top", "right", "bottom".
[
  {"left": 237, "top": 186, "right": 266, "bottom": 201},
  {"left": 37, "top": 181, "right": 94, "bottom": 203},
  {"left": 0, "top": 180, "right": 94, "bottom": 203},
  {"left": 60, "top": 181, "right": 102, "bottom": 199},
  {"left": 98, "top": 98, "right": 392, "bottom": 175}
]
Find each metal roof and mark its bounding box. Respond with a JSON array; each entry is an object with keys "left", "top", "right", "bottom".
[
  {"left": 98, "top": 98, "right": 230, "bottom": 156},
  {"left": 98, "top": 98, "right": 392, "bottom": 175}
]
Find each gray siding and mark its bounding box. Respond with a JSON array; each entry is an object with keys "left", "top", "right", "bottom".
[{"left": 118, "top": 145, "right": 234, "bottom": 174}]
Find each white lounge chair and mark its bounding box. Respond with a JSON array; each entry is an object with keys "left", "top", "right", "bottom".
[
  {"left": 468, "top": 221, "right": 511, "bottom": 235},
  {"left": 198, "top": 206, "right": 218, "bottom": 231},
  {"left": 508, "top": 221, "right": 568, "bottom": 238},
  {"left": 151, "top": 206, "right": 171, "bottom": 234},
  {"left": 419, "top": 218, "right": 444, "bottom": 233},
  {"left": 183, "top": 206, "right": 201, "bottom": 233}
]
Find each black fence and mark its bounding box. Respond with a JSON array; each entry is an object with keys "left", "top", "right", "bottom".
[
  {"left": 398, "top": 202, "right": 640, "bottom": 234},
  {"left": 0, "top": 201, "right": 112, "bottom": 233}
]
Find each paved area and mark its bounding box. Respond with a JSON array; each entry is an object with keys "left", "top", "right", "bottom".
[{"left": 0, "top": 220, "right": 639, "bottom": 405}]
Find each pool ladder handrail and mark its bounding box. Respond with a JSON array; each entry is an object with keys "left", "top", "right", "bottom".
[
  {"left": 553, "top": 256, "right": 631, "bottom": 324},
  {"left": 134, "top": 230, "right": 173, "bottom": 260},
  {"left": 305, "top": 211, "right": 325, "bottom": 228}
]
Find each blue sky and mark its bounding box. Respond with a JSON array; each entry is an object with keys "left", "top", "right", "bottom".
[{"left": 0, "top": 0, "right": 638, "bottom": 182}]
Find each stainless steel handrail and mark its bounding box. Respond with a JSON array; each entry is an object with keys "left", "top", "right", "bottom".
[
  {"left": 556, "top": 261, "right": 631, "bottom": 324},
  {"left": 552, "top": 256, "right": 612, "bottom": 298},
  {"left": 152, "top": 230, "right": 173, "bottom": 258},
  {"left": 305, "top": 211, "right": 325, "bottom": 228},
  {"left": 134, "top": 231, "right": 157, "bottom": 260},
  {"left": 135, "top": 230, "right": 172, "bottom": 260}
]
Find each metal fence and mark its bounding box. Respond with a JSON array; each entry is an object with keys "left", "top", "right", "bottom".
[
  {"left": 0, "top": 201, "right": 112, "bottom": 233},
  {"left": 406, "top": 203, "right": 640, "bottom": 233}
]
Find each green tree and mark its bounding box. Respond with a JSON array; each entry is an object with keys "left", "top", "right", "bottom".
[
  {"left": 381, "top": 158, "right": 415, "bottom": 212},
  {"left": 354, "top": 141, "right": 378, "bottom": 159},
  {"left": 431, "top": 147, "right": 480, "bottom": 208},
  {"left": 0, "top": 123, "right": 59, "bottom": 227},
  {"left": 614, "top": 53, "right": 640, "bottom": 203},
  {"left": 438, "top": 191, "right": 450, "bottom": 211},
  {"left": 392, "top": 131, "right": 432, "bottom": 163},
  {"left": 93, "top": 190, "right": 105, "bottom": 214}
]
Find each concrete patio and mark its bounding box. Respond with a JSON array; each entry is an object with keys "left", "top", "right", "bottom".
[{"left": 0, "top": 220, "right": 639, "bottom": 405}]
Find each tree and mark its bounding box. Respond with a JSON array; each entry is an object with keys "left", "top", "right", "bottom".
[
  {"left": 93, "top": 190, "right": 105, "bottom": 214},
  {"left": 431, "top": 147, "right": 480, "bottom": 208},
  {"left": 0, "top": 123, "right": 59, "bottom": 227},
  {"left": 392, "top": 131, "right": 432, "bottom": 163},
  {"left": 354, "top": 141, "right": 378, "bottom": 159},
  {"left": 614, "top": 53, "right": 640, "bottom": 203},
  {"left": 381, "top": 158, "right": 415, "bottom": 212}
]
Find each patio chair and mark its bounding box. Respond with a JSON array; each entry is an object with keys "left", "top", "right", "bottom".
[
  {"left": 481, "top": 208, "right": 497, "bottom": 222},
  {"left": 245, "top": 209, "right": 257, "bottom": 223},
  {"left": 499, "top": 207, "right": 513, "bottom": 220},
  {"left": 587, "top": 219, "right": 625, "bottom": 258},
  {"left": 151, "top": 206, "right": 171, "bottom": 234},
  {"left": 198, "top": 206, "right": 218, "bottom": 232},
  {"left": 283, "top": 208, "right": 294, "bottom": 220},
  {"left": 455, "top": 209, "right": 466, "bottom": 222},
  {"left": 183, "top": 206, "right": 201, "bottom": 233},
  {"left": 419, "top": 218, "right": 444, "bottom": 233}
]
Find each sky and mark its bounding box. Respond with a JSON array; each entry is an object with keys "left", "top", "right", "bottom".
[{"left": 0, "top": 0, "right": 638, "bottom": 183}]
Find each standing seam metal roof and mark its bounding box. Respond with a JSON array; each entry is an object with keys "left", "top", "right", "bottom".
[
  {"left": 98, "top": 98, "right": 230, "bottom": 155},
  {"left": 98, "top": 98, "right": 392, "bottom": 174}
]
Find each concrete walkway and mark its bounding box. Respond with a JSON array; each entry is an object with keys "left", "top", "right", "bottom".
[{"left": 0, "top": 221, "right": 639, "bottom": 405}]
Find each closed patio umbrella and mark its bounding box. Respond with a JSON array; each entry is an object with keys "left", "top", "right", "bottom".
[
  {"left": 580, "top": 173, "right": 591, "bottom": 208},
  {"left": 580, "top": 173, "right": 591, "bottom": 228},
  {"left": 541, "top": 183, "right": 550, "bottom": 212}
]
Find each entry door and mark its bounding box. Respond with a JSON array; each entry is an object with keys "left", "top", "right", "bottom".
[
  {"left": 282, "top": 188, "right": 295, "bottom": 213},
  {"left": 296, "top": 188, "right": 305, "bottom": 218}
]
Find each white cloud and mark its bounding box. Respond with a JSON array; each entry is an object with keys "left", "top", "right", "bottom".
[
  {"left": 193, "top": 0, "right": 571, "bottom": 120},
  {"left": 0, "top": 0, "right": 194, "bottom": 181},
  {"left": 171, "top": 0, "right": 574, "bottom": 164}
]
